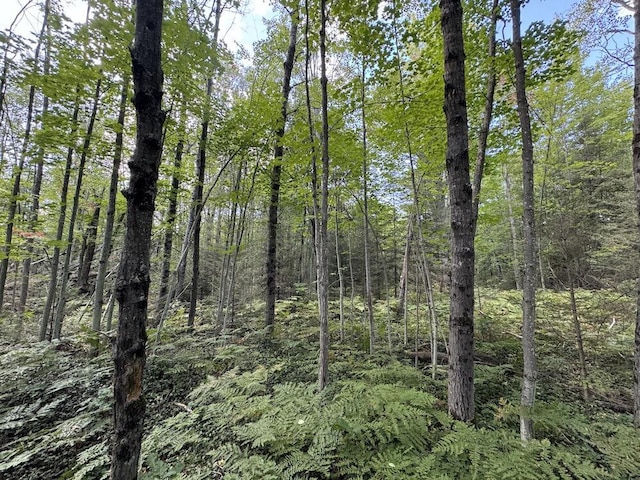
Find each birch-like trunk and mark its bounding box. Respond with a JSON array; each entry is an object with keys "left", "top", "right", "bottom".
[{"left": 511, "top": 0, "right": 538, "bottom": 442}]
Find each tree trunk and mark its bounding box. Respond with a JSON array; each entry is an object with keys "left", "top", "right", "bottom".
[
  {"left": 471, "top": 0, "right": 499, "bottom": 228},
  {"left": 188, "top": 78, "right": 211, "bottom": 329},
  {"left": 39, "top": 96, "right": 80, "bottom": 341},
  {"left": 153, "top": 107, "right": 184, "bottom": 327},
  {"left": 0, "top": 2, "right": 49, "bottom": 312},
  {"left": 77, "top": 199, "right": 101, "bottom": 293},
  {"left": 305, "top": 0, "right": 330, "bottom": 391},
  {"left": 632, "top": 0, "right": 640, "bottom": 429},
  {"left": 503, "top": 164, "right": 522, "bottom": 290},
  {"left": 93, "top": 76, "right": 129, "bottom": 333},
  {"left": 111, "top": 0, "right": 165, "bottom": 476},
  {"left": 511, "top": 0, "right": 538, "bottom": 442},
  {"left": 53, "top": 77, "right": 102, "bottom": 340},
  {"left": 441, "top": 0, "right": 475, "bottom": 422},
  {"left": 568, "top": 266, "right": 590, "bottom": 402},
  {"left": 361, "top": 59, "right": 375, "bottom": 355},
  {"left": 266, "top": 7, "right": 298, "bottom": 331},
  {"left": 335, "top": 195, "right": 345, "bottom": 341},
  {"left": 20, "top": 0, "right": 51, "bottom": 313}
]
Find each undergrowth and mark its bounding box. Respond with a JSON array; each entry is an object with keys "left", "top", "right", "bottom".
[{"left": 0, "top": 289, "right": 637, "bottom": 479}]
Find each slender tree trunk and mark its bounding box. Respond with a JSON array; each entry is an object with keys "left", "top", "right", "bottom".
[
  {"left": 93, "top": 76, "right": 129, "bottom": 333},
  {"left": 0, "top": 2, "right": 49, "bottom": 312},
  {"left": 361, "top": 59, "right": 375, "bottom": 354},
  {"left": 111, "top": 0, "right": 165, "bottom": 475},
  {"left": 154, "top": 108, "right": 184, "bottom": 327},
  {"left": 77, "top": 200, "right": 101, "bottom": 292},
  {"left": 306, "top": 0, "right": 330, "bottom": 391},
  {"left": 504, "top": 164, "right": 522, "bottom": 289},
  {"left": 441, "top": 0, "right": 475, "bottom": 422},
  {"left": 347, "top": 233, "right": 355, "bottom": 322},
  {"left": 318, "top": 0, "right": 331, "bottom": 391},
  {"left": 392, "top": 4, "right": 438, "bottom": 372},
  {"left": 471, "top": 0, "right": 498, "bottom": 228},
  {"left": 216, "top": 171, "right": 241, "bottom": 327},
  {"left": 53, "top": 77, "right": 102, "bottom": 339},
  {"left": 188, "top": 79, "right": 212, "bottom": 329},
  {"left": 266, "top": 8, "right": 298, "bottom": 331},
  {"left": 398, "top": 220, "right": 412, "bottom": 317},
  {"left": 511, "top": 0, "right": 538, "bottom": 442},
  {"left": 631, "top": 0, "right": 640, "bottom": 429},
  {"left": 20, "top": 2, "right": 51, "bottom": 312},
  {"left": 568, "top": 266, "right": 590, "bottom": 402},
  {"left": 39, "top": 96, "right": 80, "bottom": 341},
  {"left": 335, "top": 196, "right": 345, "bottom": 341},
  {"left": 223, "top": 161, "right": 258, "bottom": 330}
]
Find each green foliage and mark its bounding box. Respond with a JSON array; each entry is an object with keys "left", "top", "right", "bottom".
[{"left": 1, "top": 294, "right": 638, "bottom": 479}]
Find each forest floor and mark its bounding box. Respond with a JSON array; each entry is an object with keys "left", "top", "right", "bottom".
[{"left": 0, "top": 288, "right": 639, "bottom": 479}]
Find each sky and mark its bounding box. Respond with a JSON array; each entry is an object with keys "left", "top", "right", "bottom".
[
  {"left": 0, "top": 0, "right": 628, "bottom": 58},
  {"left": 0, "top": 0, "right": 273, "bottom": 54},
  {"left": 0, "top": 0, "right": 584, "bottom": 42}
]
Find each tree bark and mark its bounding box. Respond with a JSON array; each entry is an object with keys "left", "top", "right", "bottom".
[
  {"left": 306, "top": 0, "right": 330, "bottom": 391},
  {"left": 441, "top": 0, "right": 475, "bottom": 422},
  {"left": 503, "top": 164, "right": 522, "bottom": 290},
  {"left": 632, "top": 0, "right": 640, "bottom": 429},
  {"left": 266, "top": 7, "right": 298, "bottom": 331},
  {"left": 93, "top": 76, "right": 129, "bottom": 333},
  {"left": 511, "top": 0, "right": 538, "bottom": 442},
  {"left": 111, "top": 0, "right": 165, "bottom": 476}
]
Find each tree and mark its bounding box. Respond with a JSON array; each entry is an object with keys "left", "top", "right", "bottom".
[
  {"left": 441, "top": 0, "right": 475, "bottom": 422},
  {"left": 511, "top": 0, "right": 538, "bottom": 442},
  {"left": 633, "top": 0, "right": 640, "bottom": 429},
  {"left": 0, "top": 0, "right": 50, "bottom": 313},
  {"left": 111, "top": 0, "right": 166, "bottom": 476},
  {"left": 318, "top": 0, "right": 330, "bottom": 391},
  {"left": 266, "top": 3, "right": 298, "bottom": 331}
]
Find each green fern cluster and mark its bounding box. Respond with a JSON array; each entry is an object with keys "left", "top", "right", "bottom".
[{"left": 140, "top": 339, "right": 633, "bottom": 480}]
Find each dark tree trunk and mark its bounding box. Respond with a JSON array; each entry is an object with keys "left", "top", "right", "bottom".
[
  {"left": 111, "top": 0, "right": 165, "bottom": 476},
  {"left": 77, "top": 201, "right": 101, "bottom": 293},
  {"left": 441, "top": 0, "right": 475, "bottom": 422},
  {"left": 266, "top": 7, "right": 298, "bottom": 331},
  {"left": 93, "top": 76, "right": 129, "bottom": 333},
  {"left": 632, "top": 0, "right": 640, "bottom": 429},
  {"left": 154, "top": 111, "right": 184, "bottom": 327},
  {"left": 188, "top": 78, "right": 211, "bottom": 329},
  {"left": 511, "top": 0, "right": 538, "bottom": 442}
]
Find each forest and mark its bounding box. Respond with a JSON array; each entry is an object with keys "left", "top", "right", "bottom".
[{"left": 1, "top": 0, "right": 640, "bottom": 478}]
